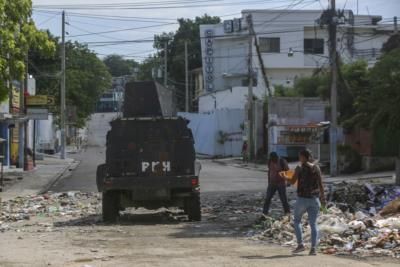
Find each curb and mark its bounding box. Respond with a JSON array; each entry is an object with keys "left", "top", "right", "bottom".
[
  {"left": 213, "top": 159, "right": 268, "bottom": 173},
  {"left": 212, "top": 161, "right": 394, "bottom": 182},
  {"left": 38, "top": 160, "right": 81, "bottom": 194}
]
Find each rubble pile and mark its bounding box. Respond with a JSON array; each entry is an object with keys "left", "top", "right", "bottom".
[
  {"left": 254, "top": 205, "right": 400, "bottom": 257},
  {"left": 0, "top": 192, "right": 101, "bottom": 231},
  {"left": 253, "top": 182, "right": 400, "bottom": 258},
  {"left": 329, "top": 182, "right": 400, "bottom": 214}
]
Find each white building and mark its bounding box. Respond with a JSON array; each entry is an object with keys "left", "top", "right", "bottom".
[{"left": 198, "top": 9, "right": 395, "bottom": 112}]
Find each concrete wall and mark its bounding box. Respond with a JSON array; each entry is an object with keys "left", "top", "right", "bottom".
[
  {"left": 345, "top": 128, "right": 372, "bottom": 156},
  {"left": 268, "top": 97, "right": 328, "bottom": 125},
  {"left": 86, "top": 112, "right": 119, "bottom": 147},
  {"left": 198, "top": 85, "right": 266, "bottom": 113},
  {"left": 179, "top": 109, "right": 245, "bottom": 157}
]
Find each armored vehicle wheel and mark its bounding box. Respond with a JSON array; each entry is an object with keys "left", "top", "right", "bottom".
[
  {"left": 102, "top": 191, "right": 119, "bottom": 222},
  {"left": 185, "top": 194, "right": 201, "bottom": 221}
]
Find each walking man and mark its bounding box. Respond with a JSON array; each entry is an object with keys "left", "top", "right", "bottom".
[
  {"left": 241, "top": 141, "right": 248, "bottom": 163},
  {"left": 263, "top": 152, "right": 290, "bottom": 216},
  {"left": 290, "top": 149, "right": 326, "bottom": 255}
]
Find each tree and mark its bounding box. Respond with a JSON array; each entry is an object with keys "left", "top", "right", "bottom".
[
  {"left": 382, "top": 33, "right": 400, "bottom": 53},
  {"left": 0, "top": 0, "right": 55, "bottom": 101},
  {"left": 368, "top": 48, "right": 400, "bottom": 132},
  {"left": 30, "top": 40, "right": 112, "bottom": 128},
  {"left": 66, "top": 42, "right": 112, "bottom": 127},
  {"left": 370, "top": 48, "right": 400, "bottom": 184},
  {"left": 292, "top": 73, "right": 330, "bottom": 99},
  {"left": 103, "top": 54, "right": 138, "bottom": 77},
  {"left": 339, "top": 60, "right": 370, "bottom": 128},
  {"left": 347, "top": 47, "right": 400, "bottom": 183},
  {"left": 150, "top": 14, "right": 220, "bottom": 110},
  {"left": 136, "top": 55, "right": 160, "bottom": 81},
  {"left": 273, "top": 84, "right": 299, "bottom": 97}
]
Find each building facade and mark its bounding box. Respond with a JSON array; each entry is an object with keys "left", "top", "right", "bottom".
[
  {"left": 95, "top": 76, "right": 128, "bottom": 113},
  {"left": 198, "top": 9, "right": 395, "bottom": 112}
]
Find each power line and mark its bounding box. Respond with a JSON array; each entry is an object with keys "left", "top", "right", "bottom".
[
  {"left": 35, "top": 11, "right": 61, "bottom": 27},
  {"left": 257, "top": 0, "right": 311, "bottom": 28},
  {"left": 68, "top": 22, "right": 177, "bottom": 37},
  {"left": 67, "top": 23, "right": 127, "bottom": 41},
  {"left": 34, "top": 0, "right": 297, "bottom": 10}
]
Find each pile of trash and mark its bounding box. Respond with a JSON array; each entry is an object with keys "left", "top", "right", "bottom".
[
  {"left": 328, "top": 182, "right": 400, "bottom": 214},
  {"left": 0, "top": 192, "right": 101, "bottom": 231},
  {"left": 253, "top": 195, "right": 400, "bottom": 258}
]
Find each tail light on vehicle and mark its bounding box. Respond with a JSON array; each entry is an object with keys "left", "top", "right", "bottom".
[{"left": 191, "top": 178, "right": 199, "bottom": 187}]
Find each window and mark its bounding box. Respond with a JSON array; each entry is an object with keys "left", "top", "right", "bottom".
[
  {"left": 259, "top": 37, "right": 280, "bottom": 53},
  {"left": 304, "top": 39, "right": 324, "bottom": 54}
]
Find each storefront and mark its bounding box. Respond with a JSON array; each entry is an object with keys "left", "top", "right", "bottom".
[{"left": 269, "top": 124, "right": 329, "bottom": 161}]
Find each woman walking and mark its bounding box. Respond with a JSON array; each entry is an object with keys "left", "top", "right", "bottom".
[{"left": 290, "top": 149, "right": 326, "bottom": 255}]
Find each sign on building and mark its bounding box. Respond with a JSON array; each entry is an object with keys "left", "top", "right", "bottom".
[
  {"left": 26, "top": 95, "right": 55, "bottom": 106},
  {"left": 27, "top": 108, "right": 49, "bottom": 120},
  {"left": 204, "top": 29, "right": 214, "bottom": 92}
]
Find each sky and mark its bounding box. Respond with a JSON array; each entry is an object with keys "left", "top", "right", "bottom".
[{"left": 31, "top": 0, "right": 400, "bottom": 62}]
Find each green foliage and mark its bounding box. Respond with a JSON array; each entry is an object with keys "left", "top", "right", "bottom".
[
  {"left": 368, "top": 48, "right": 400, "bottom": 131},
  {"left": 292, "top": 73, "right": 330, "bottom": 98},
  {"left": 136, "top": 55, "right": 160, "bottom": 81},
  {"left": 144, "top": 14, "right": 220, "bottom": 109},
  {"left": 271, "top": 72, "right": 330, "bottom": 99},
  {"left": 339, "top": 60, "right": 370, "bottom": 128},
  {"left": 273, "top": 84, "right": 299, "bottom": 97},
  {"left": 103, "top": 54, "right": 138, "bottom": 77},
  {"left": 30, "top": 40, "right": 111, "bottom": 128},
  {"left": 382, "top": 33, "right": 400, "bottom": 53},
  {"left": 372, "top": 127, "right": 400, "bottom": 157},
  {"left": 66, "top": 42, "right": 112, "bottom": 127},
  {"left": 0, "top": 0, "right": 55, "bottom": 102},
  {"left": 342, "top": 48, "right": 400, "bottom": 157}
]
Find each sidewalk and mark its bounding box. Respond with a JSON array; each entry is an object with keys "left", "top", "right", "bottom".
[
  {"left": 212, "top": 157, "right": 396, "bottom": 184},
  {"left": 0, "top": 156, "right": 76, "bottom": 201}
]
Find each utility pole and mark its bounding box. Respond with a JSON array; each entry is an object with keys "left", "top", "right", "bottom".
[
  {"left": 60, "top": 10, "right": 66, "bottom": 160},
  {"left": 247, "top": 14, "right": 254, "bottom": 161},
  {"left": 395, "top": 16, "right": 398, "bottom": 34},
  {"left": 164, "top": 41, "right": 168, "bottom": 87},
  {"left": 184, "top": 41, "right": 189, "bottom": 112},
  {"left": 24, "top": 55, "right": 29, "bottom": 170},
  {"left": 356, "top": 0, "right": 359, "bottom": 15},
  {"left": 18, "top": 77, "right": 25, "bottom": 169},
  {"left": 328, "top": 0, "right": 338, "bottom": 176}
]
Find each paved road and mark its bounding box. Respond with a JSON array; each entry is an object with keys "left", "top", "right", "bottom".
[
  {"left": 35, "top": 113, "right": 398, "bottom": 267},
  {"left": 51, "top": 112, "right": 268, "bottom": 194},
  {"left": 51, "top": 148, "right": 268, "bottom": 194},
  {"left": 51, "top": 112, "right": 117, "bottom": 192}
]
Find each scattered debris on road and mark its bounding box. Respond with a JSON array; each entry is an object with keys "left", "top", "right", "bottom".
[
  {"left": 1, "top": 181, "right": 400, "bottom": 259},
  {"left": 0, "top": 192, "right": 101, "bottom": 232}
]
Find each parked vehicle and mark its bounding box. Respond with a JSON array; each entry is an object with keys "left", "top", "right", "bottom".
[{"left": 36, "top": 114, "right": 59, "bottom": 154}]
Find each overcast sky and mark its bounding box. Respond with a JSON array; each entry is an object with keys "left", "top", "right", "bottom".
[{"left": 31, "top": 0, "right": 400, "bottom": 61}]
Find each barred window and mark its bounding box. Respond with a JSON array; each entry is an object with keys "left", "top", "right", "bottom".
[
  {"left": 304, "top": 39, "right": 324, "bottom": 54},
  {"left": 259, "top": 37, "right": 280, "bottom": 53}
]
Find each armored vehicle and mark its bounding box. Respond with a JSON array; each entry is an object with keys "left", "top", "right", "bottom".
[{"left": 96, "top": 81, "right": 201, "bottom": 222}]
